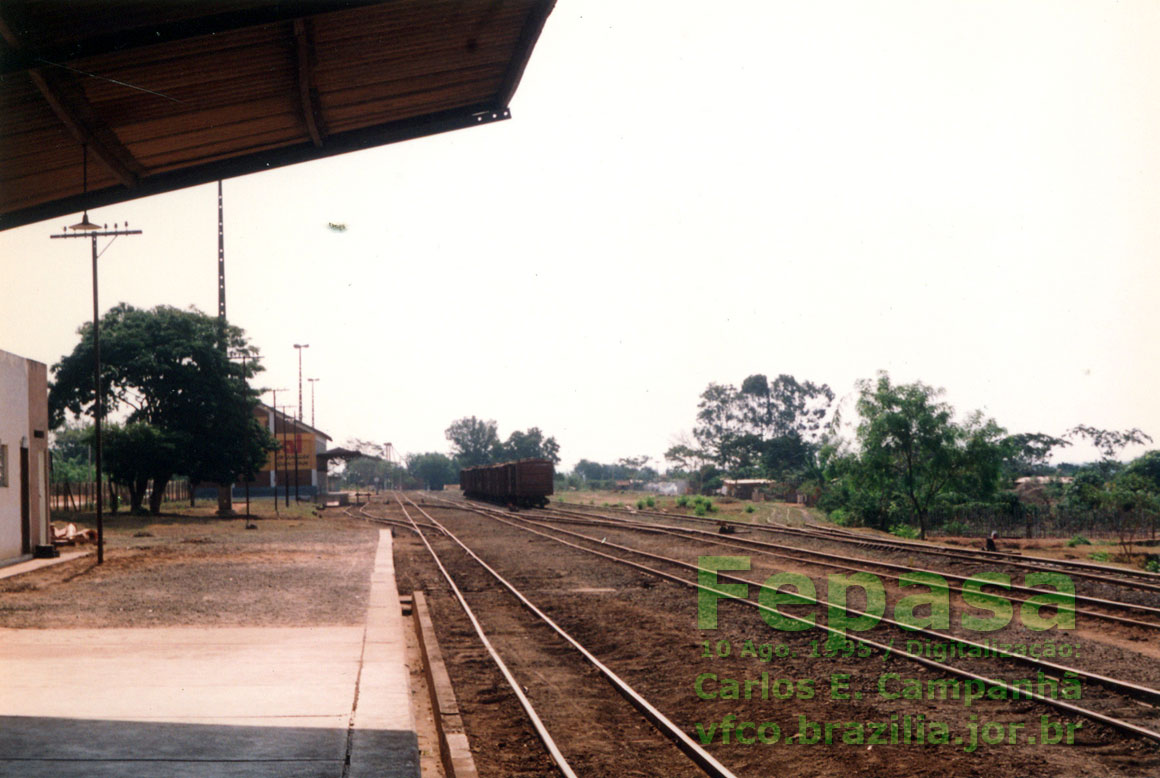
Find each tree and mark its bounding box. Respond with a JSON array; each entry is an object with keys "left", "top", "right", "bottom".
[
  {"left": 445, "top": 416, "right": 501, "bottom": 467},
  {"left": 854, "top": 374, "right": 1005, "bottom": 539},
  {"left": 50, "top": 304, "right": 274, "bottom": 514},
  {"left": 1001, "top": 432, "right": 1071, "bottom": 478},
  {"left": 99, "top": 422, "right": 179, "bottom": 513},
  {"left": 1126, "top": 451, "right": 1160, "bottom": 492},
  {"left": 407, "top": 452, "right": 456, "bottom": 490},
  {"left": 500, "top": 427, "right": 561, "bottom": 463},
  {"left": 49, "top": 420, "right": 94, "bottom": 483},
  {"left": 1065, "top": 425, "right": 1153, "bottom": 478},
  {"left": 694, "top": 382, "right": 742, "bottom": 467},
  {"left": 739, "top": 373, "right": 834, "bottom": 442},
  {"left": 574, "top": 459, "right": 608, "bottom": 483},
  {"left": 694, "top": 375, "right": 834, "bottom": 478}
]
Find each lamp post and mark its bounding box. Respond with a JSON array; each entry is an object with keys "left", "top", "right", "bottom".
[
  {"left": 307, "top": 378, "right": 319, "bottom": 429},
  {"left": 293, "top": 343, "right": 309, "bottom": 422},
  {"left": 51, "top": 210, "right": 142, "bottom": 565}
]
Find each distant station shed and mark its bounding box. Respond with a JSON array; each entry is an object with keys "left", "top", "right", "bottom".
[{"left": 0, "top": 0, "right": 555, "bottom": 230}]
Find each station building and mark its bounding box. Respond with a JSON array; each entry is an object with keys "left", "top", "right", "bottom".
[
  {"left": 239, "top": 404, "right": 332, "bottom": 498},
  {"left": 0, "top": 348, "right": 52, "bottom": 565}
]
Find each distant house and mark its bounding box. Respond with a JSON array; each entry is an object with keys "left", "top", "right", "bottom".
[
  {"left": 721, "top": 479, "right": 775, "bottom": 501},
  {"left": 1, "top": 349, "right": 51, "bottom": 565},
  {"left": 646, "top": 481, "right": 688, "bottom": 496}
]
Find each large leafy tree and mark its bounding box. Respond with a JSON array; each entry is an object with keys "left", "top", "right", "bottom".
[
  {"left": 98, "top": 422, "right": 178, "bottom": 513},
  {"left": 500, "top": 427, "right": 561, "bottom": 464},
  {"left": 445, "top": 416, "right": 501, "bottom": 467},
  {"left": 854, "top": 374, "right": 1005, "bottom": 539},
  {"left": 693, "top": 374, "right": 834, "bottom": 480},
  {"left": 739, "top": 373, "right": 834, "bottom": 442},
  {"left": 50, "top": 304, "right": 273, "bottom": 514},
  {"left": 407, "top": 452, "right": 457, "bottom": 490}
]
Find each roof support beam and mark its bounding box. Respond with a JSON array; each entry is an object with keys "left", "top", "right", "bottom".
[
  {"left": 1, "top": 8, "right": 143, "bottom": 189},
  {"left": 0, "top": 1, "right": 392, "bottom": 77},
  {"left": 293, "top": 19, "right": 327, "bottom": 148},
  {"left": 27, "top": 68, "right": 144, "bottom": 189}
]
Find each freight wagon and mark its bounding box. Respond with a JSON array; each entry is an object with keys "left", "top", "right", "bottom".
[{"left": 460, "top": 458, "right": 554, "bottom": 508}]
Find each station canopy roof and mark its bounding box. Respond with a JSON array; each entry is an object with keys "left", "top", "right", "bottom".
[{"left": 0, "top": 0, "right": 553, "bottom": 231}]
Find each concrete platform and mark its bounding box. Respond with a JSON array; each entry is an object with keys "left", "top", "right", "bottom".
[
  {"left": 0, "top": 549, "right": 91, "bottom": 580},
  {"left": 0, "top": 529, "right": 418, "bottom": 777}
]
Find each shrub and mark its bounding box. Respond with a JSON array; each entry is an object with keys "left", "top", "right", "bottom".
[
  {"left": 1067, "top": 535, "right": 1092, "bottom": 547},
  {"left": 704, "top": 499, "right": 716, "bottom": 513},
  {"left": 942, "top": 520, "right": 969, "bottom": 537},
  {"left": 1145, "top": 556, "right": 1160, "bottom": 573},
  {"left": 676, "top": 495, "right": 689, "bottom": 508},
  {"left": 1089, "top": 551, "right": 1110, "bottom": 562},
  {"left": 636, "top": 499, "right": 646, "bottom": 510},
  {"left": 646, "top": 496, "right": 656, "bottom": 508},
  {"left": 889, "top": 523, "right": 920, "bottom": 539},
  {"left": 744, "top": 504, "right": 755, "bottom": 514},
  {"left": 694, "top": 504, "right": 707, "bottom": 517}
]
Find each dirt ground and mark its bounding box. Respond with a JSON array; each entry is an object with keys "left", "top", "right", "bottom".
[
  {"left": 5, "top": 494, "right": 1156, "bottom": 777},
  {"left": 0, "top": 501, "right": 378, "bottom": 628},
  {"left": 392, "top": 497, "right": 1160, "bottom": 778}
]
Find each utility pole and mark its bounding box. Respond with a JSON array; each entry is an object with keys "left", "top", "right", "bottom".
[
  {"left": 229, "top": 351, "right": 261, "bottom": 524},
  {"left": 293, "top": 343, "right": 309, "bottom": 421},
  {"left": 51, "top": 187, "right": 142, "bottom": 565},
  {"left": 266, "top": 389, "right": 288, "bottom": 514},
  {"left": 307, "top": 378, "right": 319, "bottom": 429},
  {"left": 276, "top": 404, "right": 295, "bottom": 507},
  {"left": 218, "top": 180, "right": 226, "bottom": 319}
]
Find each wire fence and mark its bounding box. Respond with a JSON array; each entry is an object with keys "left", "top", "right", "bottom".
[
  {"left": 924, "top": 504, "right": 1159, "bottom": 541},
  {"left": 49, "top": 478, "right": 190, "bottom": 513}
]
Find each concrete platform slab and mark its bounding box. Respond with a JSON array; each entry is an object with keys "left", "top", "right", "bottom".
[
  {"left": 0, "top": 550, "right": 90, "bottom": 580},
  {"left": 0, "top": 529, "right": 420, "bottom": 777}
]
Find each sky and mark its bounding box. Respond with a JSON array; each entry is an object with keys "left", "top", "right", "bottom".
[{"left": 3, "top": 1, "right": 1159, "bottom": 471}]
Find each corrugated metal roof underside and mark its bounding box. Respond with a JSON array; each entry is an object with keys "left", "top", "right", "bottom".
[{"left": 0, "top": 0, "right": 552, "bottom": 230}]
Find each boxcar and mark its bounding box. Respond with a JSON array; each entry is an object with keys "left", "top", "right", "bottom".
[{"left": 461, "top": 458, "right": 554, "bottom": 508}]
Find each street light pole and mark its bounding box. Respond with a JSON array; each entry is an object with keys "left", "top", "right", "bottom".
[
  {"left": 51, "top": 218, "right": 142, "bottom": 565},
  {"left": 293, "top": 343, "right": 309, "bottom": 421}
]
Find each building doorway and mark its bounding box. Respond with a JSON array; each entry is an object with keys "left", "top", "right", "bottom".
[{"left": 20, "top": 446, "right": 30, "bottom": 554}]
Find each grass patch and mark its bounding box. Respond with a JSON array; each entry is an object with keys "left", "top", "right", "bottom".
[{"left": 1067, "top": 535, "right": 1092, "bottom": 547}]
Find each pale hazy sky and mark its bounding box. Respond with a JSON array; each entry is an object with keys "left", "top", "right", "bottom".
[{"left": 3, "top": 1, "right": 1158, "bottom": 470}]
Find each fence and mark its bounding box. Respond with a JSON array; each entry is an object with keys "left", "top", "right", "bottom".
[
  {"left": 924, "top": 504, "right": 1158, "bottom": 541},
  {"left": 49, "top": 478, "right": 191, "bottom": 513}
]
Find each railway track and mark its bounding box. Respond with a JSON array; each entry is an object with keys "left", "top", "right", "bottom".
[
  {"left": 566, "top": 501, "right": 1160, "bottom": 594},
  {"left": 523, "top": 504, "right": 1160, "bottom": 633},
  {"left": 427, "top": 494, "right": 1160, "bottom": 754},
  {"left": 357, "top": 493, "right": 742, "bottom": 777}
]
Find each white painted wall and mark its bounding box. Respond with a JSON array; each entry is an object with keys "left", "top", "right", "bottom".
[{"left": 0, "top": 350, "right": 30, "bottom": 562}]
